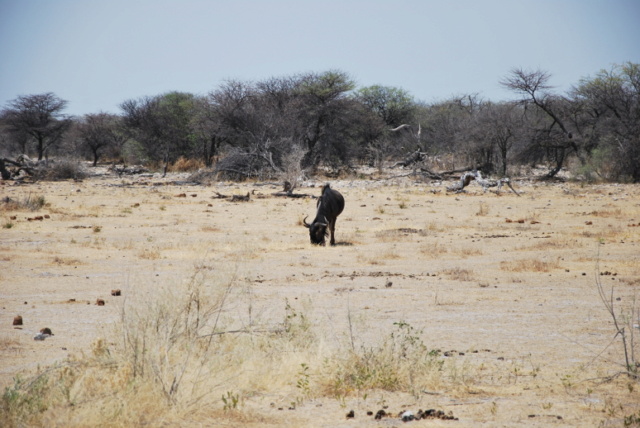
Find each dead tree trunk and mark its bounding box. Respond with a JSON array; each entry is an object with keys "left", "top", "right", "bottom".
[
  {"left": 391, "top": 149, "right": 426, "bottom": 168},
  {"left": 0, "top": 159, "right": 10, "bottom": 180},
  {"left": 446, "top": 171, "right": 477, "bottom": 193}
]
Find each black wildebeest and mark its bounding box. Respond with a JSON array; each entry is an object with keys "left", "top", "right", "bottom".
[{"left": 303, "top": 184, "right": 344, "bottom": 246}]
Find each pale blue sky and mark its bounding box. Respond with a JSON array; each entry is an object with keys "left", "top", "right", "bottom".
[{"left": 1, "top": 0, "right": 638, "bottom": 116}]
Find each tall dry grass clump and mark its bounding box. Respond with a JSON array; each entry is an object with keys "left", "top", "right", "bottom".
[
  {"left": 319, "top": 321, "right": 446, "bottom": 400},
  {"left": 40, "top": 159, "right": 87, "bottom": 181},
  {"left": 1, "top": 194, "right": 46, "bottom": 212},
  {"left": 0, "top": 268, "right": 326, "bottom": 426},
  {"left": 169, "top": 157, "right": 205, "bottom": 172}
]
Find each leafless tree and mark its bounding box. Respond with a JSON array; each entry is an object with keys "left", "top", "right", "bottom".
[{"left": 501, "top": 68, "right": 579, "bottom": 178}]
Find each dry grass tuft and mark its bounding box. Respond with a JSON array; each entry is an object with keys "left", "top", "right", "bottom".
[
  {"left": 588, "top": 208, "right": 624, "bottom": 218},
  {"left": 51, "top": 257, "right": 82, "bottom": 266},
  {"left": 442, "top": 267, "right": 474, "bottom": 281},
  {"left": 138, "top": 247, "right": 161, "bottom": 260},
  {"left": 419, "top": 242, "right": 449, "bottom": 258},
  {"left": 519, "top": 238, "right": 578, "bottom": 251},
  {"left": 170, "top": 157, "right": 205, "bottom": 172},
  {"left": 319, "top": 321, "right": 446, "bottom": 398},
  {"left": 476, "top": 202, "right": 489, "bottom": 216},
  {"left": 1, "top": 195, "right": 46, "bottom": 212},
  {"left": 500, "top": 258, "right": 561, "bottom": 272}
]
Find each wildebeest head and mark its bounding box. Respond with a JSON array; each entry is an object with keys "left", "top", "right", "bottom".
[
  {"left": 303, "top": 215, "right": 328, "bottom": 245},
  {"left": 303, "top": 184, "right": 344, "bottom": 246}
]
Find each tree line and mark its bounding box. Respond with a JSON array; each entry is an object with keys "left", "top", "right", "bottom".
[{"left": 1, "top": 64, "right": 638, "bottom": 182}]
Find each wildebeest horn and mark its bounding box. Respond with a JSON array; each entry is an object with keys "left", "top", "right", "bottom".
[{"left": 303, "top": 216, "right": 311, "bottom": 228}]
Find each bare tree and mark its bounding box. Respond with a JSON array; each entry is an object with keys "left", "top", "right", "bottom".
[{"left": 500, "top": 68, "right": 578, "bottom": 178}]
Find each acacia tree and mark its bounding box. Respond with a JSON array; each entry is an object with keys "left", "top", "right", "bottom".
[
  {"left": 1, "top": 93, "right": 71, "bottom": 160},
  {"left": 76, "top": 113, "right": 128, "bottom": 166},
  {"left": 295, "top": 70, "right": 358, "bottom": 168},
  {"left": 207, "top": 71, "right": 368, "bottom": 177},
  {"left": 121, "top": 92, "right": 202, "bottom": 174},
  {"left": 356, "top": 85, "right": 415, "bottom": 127},
  {"left": 355, "top": 85, "right": 415, "bottom": 166},
  {"left": 571, "top": 62, "right": 640, "bottom": 181}
]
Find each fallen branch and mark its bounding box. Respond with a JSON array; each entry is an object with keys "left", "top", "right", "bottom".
[
  {"left": 271, "top": 192, "right": 314, "bottom": 198},
  {"left": 446, "top": 171, "right": 477, "bottom": 193},
  {"left": 476, "top": 171, "right": 520, "bottom": 196},
  {"left": 213, "top": 191, "right": 251, "bottom": 201}
]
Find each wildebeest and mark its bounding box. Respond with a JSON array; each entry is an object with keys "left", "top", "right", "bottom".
[{"left": 303, "top": 184, "right": 344, "bottom": 246}]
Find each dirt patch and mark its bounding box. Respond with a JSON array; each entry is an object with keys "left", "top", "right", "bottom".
[{"left": 1, "top": 175, "right": 639, "bottom": 426}]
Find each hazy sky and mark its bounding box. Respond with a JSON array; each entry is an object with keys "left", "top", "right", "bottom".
[{"left": 1, "top": 0, "right": 638, "bottom": 116}]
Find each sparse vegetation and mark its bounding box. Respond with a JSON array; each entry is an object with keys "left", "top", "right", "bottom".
[
  {"left": 1, "top": 179, "right": 639, "bottom": 426},
  {"left": 1, "top": 194, "right": 46, "bottom": 211},
  {"left": 595, "top": 245, "right": 640, "bottom": 381},
  {"left": 500, "top": 257, "right": 561, "bottom": 272}
]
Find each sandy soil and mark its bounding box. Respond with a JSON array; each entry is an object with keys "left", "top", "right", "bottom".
[{"left": 1, "top": 172, "right": 639, "bottom": 426}]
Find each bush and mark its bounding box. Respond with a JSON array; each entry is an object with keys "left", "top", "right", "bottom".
[{"left": 39, "top": 159, "right": 87, "bottom": 181}]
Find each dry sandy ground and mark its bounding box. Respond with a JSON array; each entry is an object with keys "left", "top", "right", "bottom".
[{"left": 1, "top": 172, "right": 640, "bottom": 426}]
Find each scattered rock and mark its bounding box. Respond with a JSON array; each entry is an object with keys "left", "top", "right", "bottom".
[
  {"left": 40, "top": 327, "right": 53, "bottom": 335},
  {"left": 111, "top": 289, "right": 121, "bottom": 296},
  {"left": 13, "top": 315, "right": 23, "bottom": 326}
]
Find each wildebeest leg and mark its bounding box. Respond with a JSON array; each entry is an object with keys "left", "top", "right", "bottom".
[{"left": 329, "top": 220, "right": 336, "bottom": 245}]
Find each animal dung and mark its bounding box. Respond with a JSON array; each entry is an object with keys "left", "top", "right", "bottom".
[
  {"left": 96, "top": 299, "right": 105, "bottom": 306},
  {"left": 111, "top": 289, "right": 121, "bottom": 296},
  {"left": 13, "top": 315, "right": 23, "bottom": 326},
  {"left": 40, "top": 327, "right": 53, "bottom": 335}
]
